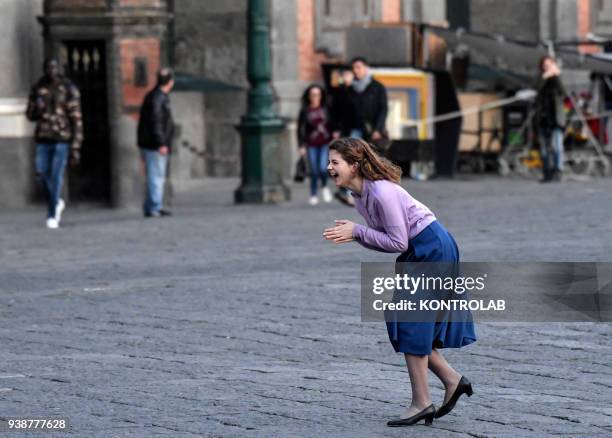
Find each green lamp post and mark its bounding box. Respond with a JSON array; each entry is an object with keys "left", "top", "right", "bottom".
[{"left": 235, "top": 0, "right": 290, "bottom": 203}]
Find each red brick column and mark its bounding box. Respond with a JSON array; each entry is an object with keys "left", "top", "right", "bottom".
[
  {"left": 298, "top": 0, "right": 329, "bottom": 81},
  {"left": 382, "top": 0, "right": 401, "bottom": 23},
  {"left": 119, "top": 38, "right": 161, "bottom": 115},
  {"left": 578, "top": 0, "right": 598, "bottom": 54}
]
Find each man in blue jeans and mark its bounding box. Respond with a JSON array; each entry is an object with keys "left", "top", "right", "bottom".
[
  {"left": 535, "top": 56, "right": 566, "bottom": 182},
  {"left": 330, "top": 58, "right": 388, "bottom": 205},
  {"left": 137, "top": 68, "right": 175, "bottom": 217},
  {"left": 26, "top": 59, "right": 83, "bottom": 229}
]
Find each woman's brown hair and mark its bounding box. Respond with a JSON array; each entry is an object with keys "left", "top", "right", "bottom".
[
  {"left": 539, "top": 55, "right": 555, "bottom": 73},
  {"left": 329, "top": 137, "right": 402, "bottom": 183}
]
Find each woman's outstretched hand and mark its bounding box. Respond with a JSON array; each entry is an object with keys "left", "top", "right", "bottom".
[{"left": 323, "top": 220, "right": 355, "bottom": 244}]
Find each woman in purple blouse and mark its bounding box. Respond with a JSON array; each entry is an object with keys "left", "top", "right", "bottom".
[{"left": 323, "top": 138, "right": 477, "bottom": 427}]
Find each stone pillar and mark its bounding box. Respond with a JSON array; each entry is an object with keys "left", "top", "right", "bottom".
[
  {"left": 0, "top": 0, "right": 43, "bottom": 209},
  {"left": 269, "top": 0, "right": 301, "bottom": 182},
  {"left": 591, "top": 0, "right": 612, "bottom": 37},
  {"left": 540, "top": 0, "right": 578, "bottom": 43},
  {"left": 235, "top": 0, "right": 289, "bottom": 204}
]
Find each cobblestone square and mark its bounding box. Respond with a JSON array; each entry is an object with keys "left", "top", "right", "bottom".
[{"left": 1, "top": 176, "right": 611, "bottom": 437}]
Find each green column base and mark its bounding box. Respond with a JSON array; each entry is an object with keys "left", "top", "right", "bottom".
[
  {"left": 234, "top": 183, "right": 291, "bottom": 204},
  {"left": 234, "top": 118, "right": 291, "bottom": 204}
]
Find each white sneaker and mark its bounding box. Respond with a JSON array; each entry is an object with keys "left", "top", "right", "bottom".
[
  {"left": 308, "top": 196, "right": 319, "bottom": 206},
  {"left": 46, "top": 218, "right": 59, "bottom": 229},
  {"left": 321, "top": 187, "right": 333, "bottom": 203},
  {"left": 55, "top": 198, "right": 65, "bottom": 224}
]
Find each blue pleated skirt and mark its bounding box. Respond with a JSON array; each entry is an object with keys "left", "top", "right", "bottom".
[{"left": 385, "top": 221, "right": 477, "bottom": 355}]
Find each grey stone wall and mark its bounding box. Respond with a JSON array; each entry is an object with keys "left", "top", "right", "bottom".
[
  {"left": 401, "top": 0, "right": 446, "bottom": 23},
  {"left": 270, "top": 0, "right": 300, "bottom": 118},
  {"left": 270, "top": 0, "right": 301, "bottom": 181},
  {"left": 173, "top": 0, "right": 247, "bottom": 177},
  {"left": 470, "top": 0, "right": 579, "bottom": 43},
  {"left": 346, "top": 26, "right": 412, "bottom": 65},
  {"left": 470, "top": 0, "right": 540, "bottom": 41},
  {"left": 591, "top": 0, "right": 612, "bottom": 36},
  {"left": 0, "top": 0, "right": 44, "bottom": 209},
  {"left": 114, "top": 115, "right": 142, "bottom": 210},
  {"left": 173, "top": 0, "right": 302, "bottom": 180},
  {"left": 170, "top": 92, "right": 207, "bottom": 183},
  {"left": 539, "top": 0, "right": 578, "bottom": 42},
  {"left": 554, "top": 0, "right": 578, "bottom": 41},
  {"left": 0, "top": 0, "right": 44, "bottom": 97},
  {"left": 314, "top": 0, "right": 384, "bottom": 58},
  {"left": 0, "top": 136, "right": 36, "bottom": 209}
]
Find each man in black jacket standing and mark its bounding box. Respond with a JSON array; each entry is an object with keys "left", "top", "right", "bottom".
[
  {"left": 138, "top": 68, "right": 174, "bottom": 217},
  {"left": 350, "top": 57, "right": 388, "bottom": 147},
  {"left": 332, "top": 57, "right": 389, "bottom": 206}
]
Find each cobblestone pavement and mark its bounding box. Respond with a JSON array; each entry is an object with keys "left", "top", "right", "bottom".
[{"left": 1, "top": 176, "right": 611, "bottom": 437}]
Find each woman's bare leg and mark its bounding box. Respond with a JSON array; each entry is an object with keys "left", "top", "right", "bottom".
[
  {"left": 428, "top": 348, "right": 461, "bottom": 404},
  {"left": 401, "top": 354, "right": 432, "bottom": 418}
]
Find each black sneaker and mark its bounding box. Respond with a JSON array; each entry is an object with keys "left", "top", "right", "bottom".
[
  {"left": 550, "top": 170, "right": 563, "bottom": 182},
  {"left": 539, "top": 171, "right": 552, "bottom": 183},
  {"left": 159, "top": 209, "right": 172, "bottom": 216}
]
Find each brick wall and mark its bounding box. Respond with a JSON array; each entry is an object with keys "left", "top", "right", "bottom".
[
  {"left": 119, "top": 38, "right": 160, "bottom": 113},
  {"left": 298, "top": 0, "right": 327, "bottom": 81},
  {"left": 382, "top": 0, "right": 401, "bottom": 23},
  {"left": 578, "top": 0, "right": 598, "bottom": 54}
]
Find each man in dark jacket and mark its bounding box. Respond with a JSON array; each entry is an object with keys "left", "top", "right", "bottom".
[
  {"left": 535, "top": 56, "right": 566, "bottom": 182},
  {"left": 138, "top": 68, "right": 175, "bottom": 217},
  {"left": 350, "top": 57, "right": 388, "bottom": 146},
  {"left": 330, "top": 68, "right": 359, "bottom": 206},
  {"left": 331, "top": 68, "right": 358, "bottom": 138},
  {"left": 332, "top": 58, "right": 389, "bottom": 206},
  {"left": 26, "top": 58, "right": 83, "bottom": 229}
]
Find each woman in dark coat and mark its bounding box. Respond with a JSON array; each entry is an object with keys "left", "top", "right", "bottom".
[
  {"left": 297, "top": 84, "right": 333, "bottom": 205},
  {"left": 535, "top": 56, "right": 566, "bottom": 182}
]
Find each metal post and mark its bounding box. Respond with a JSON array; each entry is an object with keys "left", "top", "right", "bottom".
[{"left": 234, "top": 0, "right": 290, "bottom": 203}]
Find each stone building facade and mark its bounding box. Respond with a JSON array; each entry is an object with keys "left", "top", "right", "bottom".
[
  {"left": 0, "top": 0, "right": 606, "bottom": 210},
  {"left": 0, "top": 0, "right": 45, "bottom": 209}
]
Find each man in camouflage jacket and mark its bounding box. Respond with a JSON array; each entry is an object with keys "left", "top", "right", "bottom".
[{"left": 26, "top": 58, "right": 83, "bottom": 229}]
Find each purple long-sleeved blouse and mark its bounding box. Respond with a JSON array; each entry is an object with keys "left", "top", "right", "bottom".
[{"left": 351, "top": 179, "right": 436, "bottom": 253}]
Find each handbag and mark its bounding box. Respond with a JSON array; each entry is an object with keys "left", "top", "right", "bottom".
[{"left": 294, "top": 156, "right": 307, "bottom": 182}]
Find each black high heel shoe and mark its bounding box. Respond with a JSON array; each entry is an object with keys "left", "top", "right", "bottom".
[
  {"left": 435, "top": 376, "right": 473, "bottom": 418},
  {"left": 387, "top": 404, "right": 436, "bottom": 427}
]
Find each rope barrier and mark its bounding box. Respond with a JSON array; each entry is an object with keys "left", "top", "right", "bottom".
[
  {"left": 180, "top": 140, "right": 240, "bottom": 164},
  {"left": 399, "top": 94, "right": 533, "bottom": 128},
  {"left": 400, "top": 92, "right": 612, "bottom": 127}
]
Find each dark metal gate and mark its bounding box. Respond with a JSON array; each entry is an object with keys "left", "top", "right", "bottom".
[{"left": 61, "top": 40, "right": 110, "bottom": 202}]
